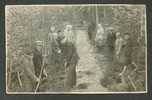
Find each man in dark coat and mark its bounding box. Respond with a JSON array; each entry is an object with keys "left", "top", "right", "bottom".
[
  {"left": 60, "top": 25, "right": 79, "bottom": 91},
  {"left": 88, "top": 22, "right": 96, "bottom": 42},
  {"left": 106, "top": 27, "right": 116, "bottom": 53},
  {"left": 32, "top": 41, "right": 47, "bottom": 81},
  {"left": 118, "top": 33, "right": 132, "bottom": 76}
]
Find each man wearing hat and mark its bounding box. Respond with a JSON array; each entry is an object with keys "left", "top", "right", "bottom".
[
  {"left": 32, "top": 41, "right": 47, "bottom": 82},
  {"left": 106, "top": 27, "right": 117, "bottom": 56}
]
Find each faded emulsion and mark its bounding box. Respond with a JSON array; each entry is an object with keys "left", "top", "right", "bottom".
[{"left": 5, "top": 4, "right": 147, "bottom": 94}]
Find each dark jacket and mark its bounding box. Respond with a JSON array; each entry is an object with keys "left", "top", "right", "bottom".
[
  {"left": 60, "top": 40, "right": 79, "bottom": 90},
  {"left": 33, "top": 47, "right": 43, "bottom": 77},
  {"left": 119, "top": 38, "right": 132, "bottom": 65}
]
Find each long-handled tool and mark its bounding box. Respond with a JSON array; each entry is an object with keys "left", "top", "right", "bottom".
[
  {"left": 34, "top": 40, "right": 47, "bottom": 93},
  {"left": 17, "top": 71, "right": 23, "bottom": 88},
  {"left": 34, "top": 55, "right": 47, "bottom": 93}
]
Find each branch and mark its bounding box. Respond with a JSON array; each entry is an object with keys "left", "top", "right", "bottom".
[
  {"left": 17, "top": 72, "right": 23, "bottom": 88},
  {"left": 128, "top": 75, "right": 137, "bottom": 91}
]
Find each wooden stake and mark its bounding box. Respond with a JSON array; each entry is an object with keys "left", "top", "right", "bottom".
[
  {"left": 95, "top": 4, "right": 99, "bottom": 25},
  {"left": 17, "top": 72, "right": 23, "bottom": 88},
  {"left": 7, "top": 60, "right": 12, "bottom": 90},
  {"left": 128, "top": 75, "right": 137, "bottom": 91}
]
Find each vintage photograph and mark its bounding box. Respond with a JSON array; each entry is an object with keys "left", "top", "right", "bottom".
[{"left": 5, "top": 4, "right": 147, "bottom": 94}]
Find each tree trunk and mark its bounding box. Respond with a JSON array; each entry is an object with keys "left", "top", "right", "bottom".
[{"left": 95, "top": 5, "right": 99, "bottom": 25}]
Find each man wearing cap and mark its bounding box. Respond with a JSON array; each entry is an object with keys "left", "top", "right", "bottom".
[{"left": 33, "top": 41, "right": 47, "bottom": 80}]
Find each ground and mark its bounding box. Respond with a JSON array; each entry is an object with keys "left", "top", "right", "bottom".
[
  {"left": 42, "top": 29, "right": 109, "bottom": 92},
  {"left": 72, "top": 30, "right": 108, "bottom": 92},
  {"left": 8, "top": 29, "right": 146, "bottom": 93},
  {"left": 37, "top": 29, "right": 146, "bottom": 92}
]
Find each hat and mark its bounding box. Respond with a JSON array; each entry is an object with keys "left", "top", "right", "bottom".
[
  {"left": 66, "top": 25, "right": 72, "bottom": 29},
  {"left": 50, "top": 26, "right": 55, "bottom": 31},
  {"left": 116, "top": 32, "right": 121, "bottom": 37},
  {"left": 107, "top": 27, "right": 114, "bottom": 30}
]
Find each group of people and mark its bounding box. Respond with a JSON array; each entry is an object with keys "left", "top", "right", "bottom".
[
  {"left": 10, "top": 22, "right": 135, "bottom": 92},
  {"left": 47, "top": 25, "right": 79, "bottom": 91},
  {"left": 94, "top": 23, "right": 134, "bottom": 88},
  {"left": 14, "top": 24, "right": 79, "bottom": 92}
]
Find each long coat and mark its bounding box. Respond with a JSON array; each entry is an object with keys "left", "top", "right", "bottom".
[
  {"left": 32, "top": 47, "right": 43, "bottom": 77},
  {"left": 118, "top": 38, "right": 132, "bottom": 65},
  {"left": 60, "top": 40, "right": 79, "bottom": 90},
  {"left": 107, "top": 31, "right": 116, "bottom": 52}
]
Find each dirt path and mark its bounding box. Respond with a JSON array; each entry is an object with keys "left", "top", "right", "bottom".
[{"left": 72, "top": 30, "right": 108, "bottom": 92}]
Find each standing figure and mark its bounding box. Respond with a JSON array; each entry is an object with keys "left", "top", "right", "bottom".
[
  {"left": 107, "top": 27, "right": 116, "bottom": 52},
  {"left": 118, "top": 33, "right": 132, "bottom": 74},
  {"left": 94, "top": 23, "right": 106, "bottom": 49},
  {"left": 47, "top": 26, "right": 55, "bottom": 63},
  {"left": 115, "top": 32, "right": 123, "bottom": 60},
  {"left": 33, "top": 41, "right": 47, "bottom": 78},
  {"left": 106, "top": 27, "right": 116, "bottom": 60},
  {"left": 88, "top": 21, "right": 96, "bottom": 43},
  {"left": 116, "top": 33, "right": 133, "bottom": 90},
  {"left": 47, "top": 26, "right": 61, "bottom": 64},
  {"left": 33, "top": 41, "right": 43, "bottom": 77},
  {"left": 60, "top": 25, "right": 79, "bottom": 91}
]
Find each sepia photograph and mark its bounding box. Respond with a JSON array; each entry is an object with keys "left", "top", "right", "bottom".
[{"left": 5, "top": 4, "right": 147, "bottom": 94}]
